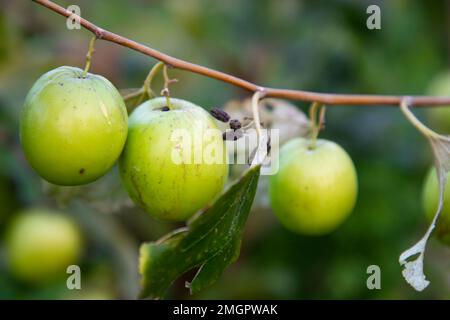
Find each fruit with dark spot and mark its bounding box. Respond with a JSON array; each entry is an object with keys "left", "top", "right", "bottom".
[
  {"left": 119, "top": 97, "right": 228, "bottom": 221},
  {"left": 269, "top": 138, "right": 358, "bottom": 235},
  {"left": 20, "top": 66, "right": 128, "bottom": 186}
]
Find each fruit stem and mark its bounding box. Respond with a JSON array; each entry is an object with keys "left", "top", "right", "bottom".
[
  {"left": 250, "top": 90, "right": 268, "bottom": 167},
  {"left": 251, "top": 90, "right": 265, "bottom": 138},
  {"left": 161, "top": 64, "right": 178, "bottom": 110},
  {"left": 124, "top": 62, "right": 165, "bottom": 108},
  {"left": 143, "top": 62, "right": 164, "bottom": 98},
  {"left": 82, "top": 36, "right": 97, "bottom": 78},
  {"left": 308, "top": 102, "right": 326, "bottom": 150}
]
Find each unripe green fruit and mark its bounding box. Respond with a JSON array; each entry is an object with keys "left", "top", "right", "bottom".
[
  {"left": 422, "top": 167, "right": 450, "bottom": 245},
  {"left": 5, "top": 208, "right": 83, "bottom": 283},
  {"left": 269, "top": 138, "right": 358, "bottom": 235},
  {"left": 426, "top": 71, "right": 450, "bottom": 133},
  {"left": 20, "top": 66, "right": 128, "bottom": 186},
  {"left": 119, "top": 97, "right": 228, "bottom": 221}
]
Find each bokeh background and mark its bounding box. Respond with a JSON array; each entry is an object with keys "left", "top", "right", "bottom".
[{"left": 1, "top": 0, "right": 450, "bottom": 299}]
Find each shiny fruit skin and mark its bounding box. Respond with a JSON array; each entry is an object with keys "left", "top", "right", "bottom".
[
  {"left": 422, "top": 168, "right": 450, "bottom": 245},
  {"left": 6, "top": 208, "right": 83, "bottom": 283},
  {"left": 269, "top": 138, "right": 358, "bottom": 235},
  {"left": 20, "top": 66, "right": 128, "bottom": 186},
  {"left": 119, "top": 97, "right": 228, "bottom": 221}
]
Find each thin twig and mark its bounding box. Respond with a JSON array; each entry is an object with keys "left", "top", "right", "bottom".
[
  {"left": 33, "top": 0, "right": 450, "bottom": 107},
  {"left": 143, "top": 61, "right": 164, "bottom": 97}
]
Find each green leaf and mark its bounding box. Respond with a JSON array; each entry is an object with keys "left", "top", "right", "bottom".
[{"left": 138, "top": 165, "right": 261, "bottom": 299}]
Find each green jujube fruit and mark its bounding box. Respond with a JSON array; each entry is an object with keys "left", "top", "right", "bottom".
[
  {"left": 20, "top": 66, "right": 128, "bottom": 186},
  {"left": 426, "top": 71, "right": 450, "bottom": 133},
  {"left": 6, "top": 208, "right": 83, "bottom": 283},
  {"left": 119, "top": 97, "right": 228, "bottom": 221},
  {"left": 269, "top": 138, "right": 358, "bottom": 235}
]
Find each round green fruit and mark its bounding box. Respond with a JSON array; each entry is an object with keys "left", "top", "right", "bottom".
[
  {"left": 5, "top": 208, "right": 83, "bottom": 283},
  {"left": 20, "top": 66, "right": 128, "bottom": 186},
  {"left": 119, "top": 97, "right": 228, "bottom": 221},
  {"left": 422, "top": 167, "right": 450, "bottom": 245},
  {"left": 426, "top": 71, "right": 450, "bottom": 133},
  {"left": 269, "top": 138, "right": 358, "bottom": 235}
]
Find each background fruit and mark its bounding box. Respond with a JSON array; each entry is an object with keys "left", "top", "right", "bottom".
[
  {"left": 422, "top": 167, "right": 450, "bottom": 245},
  {"left": 426, "top": 71, "right": 450, "bottom": 133},
  {"left": 5, "top": 208, "right": 83, "bottom": 283},
  {"left": 20, "top": 66, "right": 128, "bottom": 186},
  {"left": 269, "top": 138, "right": 358, "bottom": 235},
  {"left": 119, "top": 97, "right": 228, "bottom": 221}
]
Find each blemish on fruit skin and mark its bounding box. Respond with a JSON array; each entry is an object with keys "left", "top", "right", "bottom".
[{"left": 79, "top": 168, "right": 85, "bottom": 174}]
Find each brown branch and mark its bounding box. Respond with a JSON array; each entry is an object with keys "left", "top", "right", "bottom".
[{"left": 33, "top": 0, "right": 450, "bottom": 107}]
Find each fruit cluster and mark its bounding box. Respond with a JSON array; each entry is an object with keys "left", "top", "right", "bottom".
[
  {"left": 20, "top": 66, "right": 228, "bottom": 222},
  {"left": 20, "top": 65, "right": 361, "bottom": 236},
  {"left": 17, "top": 64, "right": 450, "bottom": 287}
]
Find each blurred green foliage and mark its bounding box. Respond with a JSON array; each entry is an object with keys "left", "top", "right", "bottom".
[{"left": 1, "top": 0, "right": 450, "bottom": 299}]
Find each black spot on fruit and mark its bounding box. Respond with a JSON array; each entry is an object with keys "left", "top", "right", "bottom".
[{"left": 79, "top": 168, "right": 85, "bottom": 174}]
